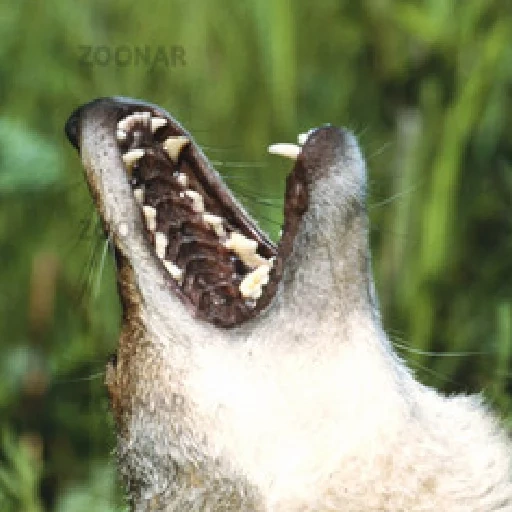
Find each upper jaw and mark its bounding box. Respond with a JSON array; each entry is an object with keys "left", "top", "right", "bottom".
[{"left": 65, "top": 97, "right": 319, "bottom": 328}]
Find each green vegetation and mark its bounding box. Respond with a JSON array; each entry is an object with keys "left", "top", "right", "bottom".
[{"left": 1, "top": 0, "right": 511, "bottom": 509}]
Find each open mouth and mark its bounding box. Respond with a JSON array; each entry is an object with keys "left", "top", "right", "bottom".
[{"left": 65, "top": 97, "right": 311, "bottom": 328}]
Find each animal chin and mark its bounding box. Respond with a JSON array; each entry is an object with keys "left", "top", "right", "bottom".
[{"left": 65, "top": 97, "right": 311, "bottom": 327}]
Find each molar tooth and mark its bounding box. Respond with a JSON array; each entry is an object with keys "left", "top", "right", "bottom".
[
  {"left": 202, "top": 213, "right": 225, "bottom": 237},
  {"left": 116, "top": 129, "right": 127, "bottom": 142},
  {"left": 239, "top": 264, "right": 271, "bottom": 300},
  {"left": 267, "top": 143, "right": 301, "bottom": 160},
  {"left": 150, "top": 117, "right": 167, "bottom": 133},
  {"left": 176, "top": 172, "right": 188, "bottom": 187},
  {"left": 181, "top": 190, "right": 204, "bottom": 213},
  {"left": 163, "top": 136, "right": 190, "bottom": 163},
  {"left": 163, "top": 260, "right": 183, "bottom": 281},
  {"left": 142, "top": 205, "right": 157, "bottom": 231},
  {"left": 223, "top": 232, "right": 268, "bottom": 268},
  {"left": 122, "top": 149, "right": 145, "bottom": 171},
  {"left": 154, "top": 232, "right": 168, "bottom": 259},
  {"left": 133, "top": 187, "right": 144, "bottom": 205}
]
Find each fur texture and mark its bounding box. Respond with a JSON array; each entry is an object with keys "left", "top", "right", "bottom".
[{"left": 69, "top": 100, "right": 512, "bottom": 511}]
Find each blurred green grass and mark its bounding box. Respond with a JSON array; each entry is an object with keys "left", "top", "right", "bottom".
[{"left": 0, "top": 0, "right": 511, "bottom": 509}]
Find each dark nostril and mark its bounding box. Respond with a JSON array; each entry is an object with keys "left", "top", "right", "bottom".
[{"left": 64, "top": 106, "right": 83, "bottom": 149}]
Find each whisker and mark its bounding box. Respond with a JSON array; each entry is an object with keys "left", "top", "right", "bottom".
[
  {"left": 211, "top": 160, "right": 266, "bottom": 168},
  {"left": 369, "top": 184, "right": 420, "bottom": 209},
  {"left": 55, "top": 371, "right": 106, "bottom": 383},
  {"left": 392, "top": 339, "right": 492, "bottom": 358},
  {"left": 92, "top": 237, "right": 110, "bottom": 300}
]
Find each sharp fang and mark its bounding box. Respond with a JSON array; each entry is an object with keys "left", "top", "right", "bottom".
[
  {"left": 176, "top": 173, "right": 188, "bottom": 187},
  {"left": 142, "top": 205, "right": 157, "bottom": 231},
  {"left": 223, "top": 232, "right": 268, "bottom": 269},
  {"left": 163, "top": 260, "right": 183, "bottom": 281},
  {"left": 182, "top": 190, "right": 204, "bottom": 213},
  {"left": 133, "top": 188, "right": 144, "bottom": 205},
  {"left": 239, "top": 264, "right": 271, "bottom": 300},
  {"left": 151, "top": 117, "right": 167, "bottom": 133},
  {"left": 267, "top": 143, "right": 301, "bottom": 160},
  {"left": 154, "top": 232, "right": 168, "bottom": 259},
  {"left": 163, "top": 136, "right": 190, "bottom": 163},
  {"left": 122, "top": 149, "right": 145, "bottom": 170},
  {"left": 116, "top": 129, "right": 127, "bottom": 142},
  {"left": 203, "top": 213, "right": 225, "bottom": 237}
]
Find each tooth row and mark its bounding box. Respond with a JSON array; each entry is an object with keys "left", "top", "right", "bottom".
[
  {"left": 239, "top": 263, "right": 272, "bottom": 300},
  {"left": 163, "top": 136, "right": 190, "bottom": 163},
  {"left": 118, "top": 116, "right": 275, "bottom": 299},
  {"left": 223, "top": 232, "right": 269, "bottom": 269}
]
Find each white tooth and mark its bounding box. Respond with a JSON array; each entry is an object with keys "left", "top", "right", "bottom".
[
  {"left": 116, "top": 129, "right": 127, "bottom": 142},
  {"left": 163, "top": 260, "right": 183, "bottom": 281},
  {"left": 203, "top": 213, "right": 225, "bottom": 237},
  {"left": 239, "top": 264, "right": 271, "bottom": 300},
  {"left": 267, "top": 143, "right": 301, "bottom": 160},
  {"left": 141, "top": 111, "right": 151, "bottom": 122},
  {"left": 297, "top": 129, "right": 314, "bottom": 145},
  {"left": 133, "top": 188, "right": 144, "bottom": 205},
  {"left": 122, "top": 149, "right": 145, "bottom": 170},
  {"left": 142, "top": 205, "right": 157, "bottom": 231},
  {"left": 154, "top": 232, "right": 168, "bottom": 259},
  {"left": 223, "top": 232, "right": 269, "bottom": 269},
  {"left": 151, "top": 117, "right": 167, "bottom": 133},
  {"left": 182, "top": 190, "right": 204, "bottom": 213},
  {"left": 176, "top": 172, "right": 188, "bottom": 187},
  {"left": 117, "top": 114, "right": 137, "bottom": 132},
  {"left": 163, "top": 136, "right": 190, "bottom": 163}
]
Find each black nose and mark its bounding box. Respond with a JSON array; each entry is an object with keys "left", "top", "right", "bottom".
[{"left": 64, "top": 106, "right": 83, "bottom": 150}]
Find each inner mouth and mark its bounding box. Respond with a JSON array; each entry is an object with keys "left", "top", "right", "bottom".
[{"left": 66, "top": 98, "right": 309, "bottom": 328}]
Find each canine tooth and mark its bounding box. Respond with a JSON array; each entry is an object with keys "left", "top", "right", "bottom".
[
  {"left": 203, "top": 213, "right": 225, "bottom": 237},
  {"left": 176, "top": 172, "right": 188, "bottom": 187},
  {"left": 163, "top": 136, "right": 190, "bottom": 163},
  {"left": 163, "top": 260, "right": 183, "bottom": 281},
  {"left": 183, "top": 190, "right": 204, "bottom": 212},
  {"left": 224, "top": 232, "right": 268, "bottom": 268},
  {"left": 142, "top": 205, "right": 157, "bottom": 231},
  {"left": 116, "top": 129, "right": 127, "bottom": 142},
  {"left": 133, "top": 188, "right": 144, "bottom": 204},
  {"left": 239, "top": 264, "right": 271, "bottom": 300},
  {"left": 151, "top": 117, "right": 167, "bottom": 133},
  {"left": 267, "top": 143, "right": 301, "bottom": 160},
  {"left": 122, "top": 149, "right": 145, "bottom": 170},
  {"left": 154, "top": 232, "right": 168, "bottom": 259}
]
